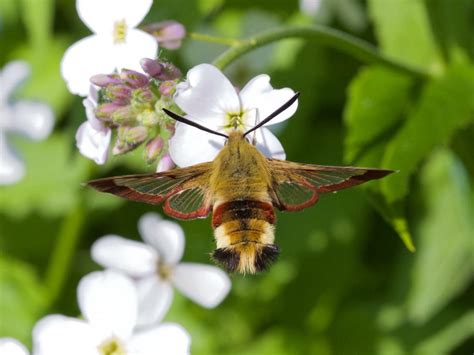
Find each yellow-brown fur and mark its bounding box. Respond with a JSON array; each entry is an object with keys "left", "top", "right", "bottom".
[{"left": 209, "top": 131, "right": 279, "bottom": 273}]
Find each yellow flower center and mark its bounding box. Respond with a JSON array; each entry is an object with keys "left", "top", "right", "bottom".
[
  {"left": 158, "top": 262, "right": 173, "bottom": 280},
  {"left": 225, "top": 112, "right": 245, "bottom": 131},
  {"left": 99, "top": 338, "right": 126, "bottom": 355},
  {"left": 113, "top": 20, "right": 127, "bottom": 44}
]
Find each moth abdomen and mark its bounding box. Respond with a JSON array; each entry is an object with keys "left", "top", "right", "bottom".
[{"left": 211, "top": 200, "right": 278, "bottom": 274}]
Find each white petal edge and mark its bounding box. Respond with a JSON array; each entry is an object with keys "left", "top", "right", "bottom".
[
  {"left": 33, "top": 315, "right": 99, "bottom": 355},
  {"left": 173, "top": 263, "right": 231, "bottom": 308},
  {"left": 0, "top": 61, "right": 30, "bottom": 100},
  {"left": 0, "top": 135, "right": 25, "bottom": 185},
  {"left": 0, "top": 338, "right": 29, "bottom": 355},
  {"left": 128, "top": 323, "right": 191, "bottom": 355},
  {"left": 11, "top": 101, "right": 54, "bottom": 140},
  {"left": 138, "top": 213, "right": 185, "bottom": 265},
  {"left": 156, "top": 154, "right": 175, "bottom": 172},
  {"left": 77, "top": 0, "right": 153, "bottom": 34},
  {"left": 61, "top": 35, "right": 116, "bottom": 96},
  {"left": 243, "top": 87, "right": 298, "bottom": 126},
  {"left": 77, "top": 270, "right": 137, "bottom": 340},
  {"left": 75, "top": 120, "right": 111, "bottom": 165},
  {"left": 174, "top": 64, "right": 239, "bottom": 129},
  {"left": 169, "top": 122, "right": 226, "bottom": 167},
  {"left": 91, "top": 235, "right": 158, "bottom": 277},
  {"left": 254, "top": 127, "right": 286, "bottom": 160},
  {"left": 136, "top": 276, "right": 174, "bottom": 327},
  {"left": 111, "top": 29, "right": 158, "bottom": 73}
]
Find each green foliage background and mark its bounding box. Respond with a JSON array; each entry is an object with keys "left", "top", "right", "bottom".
[{"left": 1, "top": 0, "right": 473, "bottom": 354}]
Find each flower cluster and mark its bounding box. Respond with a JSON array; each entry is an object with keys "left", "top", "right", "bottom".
[
  {"left": 76, "top": 59, "right": 182, "bottom": 168},
  {"left": 1, "top": 213, "right": 230, "bottom": 354}
]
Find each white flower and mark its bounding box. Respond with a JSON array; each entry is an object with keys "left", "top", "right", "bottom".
[
  {"left": 92, "top": 213, "right": 231, "bottom": 327},
  {"left": 0, "top": 61, "right": 54, "bottom": 185},
  {"left": 168, "top": 63, "right": 298, "bottom": 167},
  {"left": 75, "top": 86, "right": 112, "bottom": 164},
  {"left": 0, "top": 338, "right": 29, "bottom": 355},
  {"left": 33, "top": 270, "right": 191, "bottom": 355},
  {"left": 156, "top": 153, "right": 175, "bottom": 172},
  {"left": 61, "top": 0, "right": 158, "bottom": 96}
]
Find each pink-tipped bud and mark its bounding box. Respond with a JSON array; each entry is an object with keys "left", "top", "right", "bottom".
[
  {"left": 156, "top": 154, "right": 175, "bottom": 172},
  {"left": 144, "top": 21, "right": 186, "bottom": 50},
  {"left": 155, "top": 62, "right": 181, "bottom": 81},
  {"left": 95, "top": 103, "right": 122, "bottom": 120},
  {"left": 111, "top": 106, "right": 135, "bottom": 125},
  {"left": 125, "top": 126, "right": 148, "bottom": 144},
  {"left": 113, "top": 126, "right": 147, "bottom": 155},
  {"left": 137, "top": 110, "right": 159, "bottom": 126},
  {"left": 90, "top": 74, "right": 121, "bottom": 87},
  {"left": 144, "top": 136, "right": 164, "bottom": 163},
  {"left": 105, "top": 84, "right": 132, "bottom": 104},
  {"left": 140, "top": 58, "right": 163, "bottom": 77},
  {"left": 159, "top": 81, "right": 175, "bottom": 96},
  {"left": 133, "top": 88, "right": 155, "bottom": 104},
  {"left": 120, "top": 69, "right": 149, "bottom": 88}
]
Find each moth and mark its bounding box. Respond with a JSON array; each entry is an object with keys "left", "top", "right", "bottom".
[{"left": 88, "top": 93, "right": 394, "bottom": 274}]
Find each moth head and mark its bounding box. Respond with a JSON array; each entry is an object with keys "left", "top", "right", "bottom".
[{"left": 212, "top": 243, "right": 280, "bottom": 274}]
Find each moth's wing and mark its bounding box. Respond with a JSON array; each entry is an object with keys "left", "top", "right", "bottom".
[
  {"left": 267, "top": 159, "right": 394, "bottom": 211},
  {"left": 88, "top": 163, "right": 213, "bottom": 219}
]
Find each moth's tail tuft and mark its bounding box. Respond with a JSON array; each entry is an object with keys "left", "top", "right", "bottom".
[{"left": 212, "top": 243, "right": 280, "bottom": 274}]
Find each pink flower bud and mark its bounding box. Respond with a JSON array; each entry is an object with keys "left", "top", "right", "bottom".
[
  {"left": 111, "top": 106, "right": 135, "bottom": 125},
  {"left": 105, "top": 84, "right": 132, "bottom": 104},
  {"left": 133, "top": 88, "right": 155, "bottom": 104},
  {"left": 159, "top": 81, "right": 175, "bottom": 96},
  {"left": 155, "top": 63, "right": 181, "bottom": 81},
  {"left": 120, "top": 69, "right": 149, "bottom": 88},
  {"left": 125, "top": 126, "right": 148, "bottom": 144},
  {"left": 144, "top": 136, "right": 164, "bottom": 163},
  {"left": 144, "top": 21, "right": 186, "bottom": 50},
  {"left": 95, "top": 103, "right": 122, "bottom": 120},
  {"left": 112, "top": 126, "right": 147, "bottom": 155},
  {"left": 90, "top": 74, "right": 121, "bottom": 87},
  {"left": 140, "top": 58, "right": 163, "bottom": 77}
]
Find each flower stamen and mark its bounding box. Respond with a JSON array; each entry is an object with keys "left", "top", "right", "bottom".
[
  {"left": 113, "top": 20, "right": 127, "bottom": 44},
  {"left": 98, "top": 337, "right": 126, "bottom": 355}
]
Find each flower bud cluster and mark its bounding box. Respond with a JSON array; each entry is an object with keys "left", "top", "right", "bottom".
[{"left": 90, "top": 59, "right": 182, "bottom": 166}]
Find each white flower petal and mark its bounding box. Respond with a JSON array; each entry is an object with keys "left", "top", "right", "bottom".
[
  {"left": 61, "top": 35, "right": 116, "bottom": 96},
  {"left": 33, "top": 315, "right": 99, "bottom": 355},
  {"left": 173, "top": 263, "right": 231, "bottom": 308},
  {"left": 138, "top": 213, "right": 185, "bottom": 265},
  {"left": 136, "top": 276, "right": 174, "bottom": 327},
  {"left": 77, "top": 270, "right": 137, "bottom": 340},
  {"left": 128, "top": 323, "right": 191, "bottom": 355},
  {"left": 77, "top": 0, "right": 152, "bottom": 34},
  {"left": 242, "top": 87, "right": 298, "bottom": 127},
  {"left": 0, "top": 61, "right": 30, "bottom": 100},
  {"left": 0, "top": 338, "right": 29, "bottom": 355},
  {"left": 169, "top": 122, "right": 226, "bottom": 167},
  {"left": 11, "top": 101, "right": 54, "bottom": 140},
  {"left": 175, "top": 64, "right": 240, "bottom": 129},
  {"left": 239, "top": 74, "right": 273, "bottom": 104},
  {"left": 254, "top": 127, "right": 286, "bottom": 160},
  {"left": 83, "top": 95, "right": 103, "bottom": 131},
  {"left": 156, "top": 154, "right": 175, "bottom": 172},
  {"left": 0, "top": 135, "right": 25, "bottom": 185},
  {"left": 112, "top": 29, "right": 158, "bottom": 73},
  {"left": 75, "top": 120, "right": 111, "bottom": 164},
  {"left": 91, "top": 235, "right": 158, "bottom": 277}
]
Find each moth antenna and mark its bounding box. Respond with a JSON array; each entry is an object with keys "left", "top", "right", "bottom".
[
  {"left": 162, "top": 108, "right": 229, "bottom": 138},
  {"left": 251, "top": 108, "right": 260, "bottom": 145},
  {"left": 244, "top": 92, "right": 300, "bottom": 137}
]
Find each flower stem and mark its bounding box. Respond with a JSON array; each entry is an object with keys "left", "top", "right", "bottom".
[
  {"left": 212, "top": 25, "right": 430, "bottom": 79},
  {"left": 44, "top": 199, "right": 86, "bottom": 307},
  {"left": 189, "top": 32, "right": 248, "bottom": 47}
]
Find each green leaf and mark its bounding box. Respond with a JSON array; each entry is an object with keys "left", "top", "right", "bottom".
[
  {"left": 414, "top": 311, "right": 474, "bottom": 355},
  {"left": 407, "top": 149, "right": 474, "bottom": 324},
  {"left": 368, "top": 0, "right": 442, "bottom": 70},
  {"left": 343, "top": 66, "right": 413, "bottom": 163},
  {"left": 425, "top": 0, "right": 474, "bottom": 61},
  {"left": 0, "top": 254, "right": 47, "bottom": 345},
  {"left": 381, "top": 64, "right": 474, "bottom": 202},
  {"left": 0, "top": 134, "right": 91, "bottom": 218}
]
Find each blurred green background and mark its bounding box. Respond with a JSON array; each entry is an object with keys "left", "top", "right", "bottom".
[{"left": 1, "top": 0, "right": 473, "bottom": 354}]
